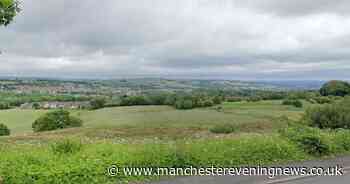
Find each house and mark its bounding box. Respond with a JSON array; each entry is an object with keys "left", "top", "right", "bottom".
[{"left": 20, "top": 101, "right": 91, "bottom": 109}]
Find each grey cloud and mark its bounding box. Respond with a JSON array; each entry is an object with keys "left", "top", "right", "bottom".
[
  {"left": 240, "top": 0, "right": 350, "bottom": 16},
  {"left": 0, "top": 0, "right": 350, "bottom": 80}
]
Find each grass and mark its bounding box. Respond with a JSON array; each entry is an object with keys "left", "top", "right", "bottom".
[
  {"left": 0, "top": 100, "right": 350, "bottom": 184},
  {"left": 0, "top": 135, "right": 309, "bottom": 184},
  {"left": 221, "top": 100, "right": 306, "bottom": 120},
  {"left": 0, "top": 109, "right": 47, "bottom": 134},
  {"left": 0, "top": 100, "right": 305, "bottom": 136},
  {"left": 2, "top": 128, "right": 350, "bottom": 184}
]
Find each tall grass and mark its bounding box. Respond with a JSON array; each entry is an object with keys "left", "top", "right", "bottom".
[
  {"left": 0, "top": 135, "right": 307, "bottom": 184},
  {"left": 2, "top": 127, "right": 350, "bottom": 183},
  {"left": 280, "top": 124, "right": 350, "bottom": 156}
]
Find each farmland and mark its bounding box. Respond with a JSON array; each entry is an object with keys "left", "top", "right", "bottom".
[
  {"left": 1, "top": 98, "right": 350, "bottom": 184},
  {"left": 1, "top": 100, "right": 305, "bottom": 138}
]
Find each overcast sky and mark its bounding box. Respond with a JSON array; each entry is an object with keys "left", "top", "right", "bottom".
[{"left": 1, "top": 0, "right": 350, "bottom": 80}]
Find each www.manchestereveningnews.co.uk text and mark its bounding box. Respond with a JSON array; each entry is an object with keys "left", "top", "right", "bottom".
[{"left": 107, "top": 165, "right": 344, "bottom": 178}]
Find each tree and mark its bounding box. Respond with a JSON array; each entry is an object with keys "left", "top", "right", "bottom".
[
  {"left": 294, "top": 100, "right": 303, "bottom": 108},
  {"left": 0, "top": 123, "right": 10, "bottom": 136},
  {"left": 0, "top": 0, "right": 21, "bottom": 26},
  {"left": 182, "top": 99, "right": 193, "bottom": 109},
  {"left": 89, "top": 98, "right": 106, "bottom": 109},
  {"left": 32, "top": 102, "right": 40, "bottom": 109},
  {"left": 164, "top": 94, "right": 176, "bottom": 105},
  {"left": 213, "top": 96, "right": 223, "bottom": 105},
  {"left": 0, "top": 102, "right": 9, "bottom": 109},
  {"left": 175, "top": 99, "right": 193, "bottom": 109},
  {"left": 320, "top": 80, "right": 350, "bottom": 97},
  {"left": 32, "top": 110, "right": 83, "bottom": 132},
  {"left": 203, "top": 99, "right": 214, "bottom": 107}
]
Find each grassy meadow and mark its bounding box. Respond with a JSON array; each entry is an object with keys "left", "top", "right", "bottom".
[
  {"left": 2, "top": 100, "right": 347, "bottom": 184},
  {"left": 1, "top": 100, "right": 305, "bottom": 136}
]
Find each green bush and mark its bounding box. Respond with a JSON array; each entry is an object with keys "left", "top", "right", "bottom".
[
  {"left": 50, "top": 139, "right": 83, "bottom": 155},
  {"left": 89, "top": 98, "right": 106, "bottom": 110},
  {"left": 32, "top": 110, "right": 83, "bottom": 132},
  {"left": 299, "top": 135, "right": 330, "bottom": 156},
  {"left": 201, "top": 99, "right": 214, "bottom": 107},
  {"left": 282, "top": 99, "right": 303, "bottom": 108},
  {"left": 175, "top": 99, "right": 193, "bottom": 110},
  {"left": 247, "top": 96, "right": 262, "bottom": 102},
  {"left": 212, "top": 96, "right": 223, "bottom": 105},
  {"left": 332, "top": 129, "right": 350, "bottom": 151},
  {"left": 0, "top": 103, "right": 10, "bottom": 109},
  {"left": 306, "top": 98, "right": 317, "bottom": 104},
  {"left": 32, "top": 102, "right": 40, "bottom": 109},
  {"left": 182, "top": 100, "right": 193, "bottom": 109},
  {"left": 0, "top": 123, "right": 10, "bottom": 136},
  {"left": 313, "top": 96, "right": 332, "bottom": 104},
  {"left": 304, "top": 98, "right": 350, "bottom": 129},
  {"left": 209, "top": 123, "right": 237, "bottom": 134},
  {"left": 294, "top": 100, "right": 303, "bottom": 108},
  {"left": 279, "top": 125, "right": 330, "bottom": 156},
  {"left": 226, "top": 97, "right": 244, "bottom": 102}
]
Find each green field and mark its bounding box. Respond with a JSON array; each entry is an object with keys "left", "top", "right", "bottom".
[
  {"left": 2, "top": 100, "right": 350, "bottom": 184},
  {"left": 0, "top": 100, "right": 306, "bottom": 137}
]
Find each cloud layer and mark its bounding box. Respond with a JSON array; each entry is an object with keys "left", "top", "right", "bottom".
[{"left": 1, "top": 0, "right": 350, "bottom": 80}]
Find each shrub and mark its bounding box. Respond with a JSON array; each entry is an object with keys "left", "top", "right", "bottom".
[
  {"left": 50, "top": 139, "right": 83, "bottom": 155},
  {"left": 175, "top": 99, "right": 193, "bottom": 110},
  {"left": 32, "top": 102, "right": 40, "bottom": 109},
  {"left": 282, "top": 99, "right": 292, "bottom": 105},
  {"left": 119, "top": 95, "right": 151, "bottom": 106},
  {"left": 182, "top": 100, "right": 193, "bottom": 109},
  {"left": 313, "top": 96, "right": 332, "bottom": 104},
  {"left": 299, "top": 135, "right": 330, "bottom": 156},
  {"left": 164, "top": 95, "right": 176, "bottom": 105},
  {"left": 0, "top": 136, "right": 306, "bottom": 184},
  {"left": 247, "top": 96, "right": 262, "bottom": 102},
  {"left": 282, "top": 99, "right": 303, "bottom": 108},
  {"left": 209, "top": 123, "right": 237, "bottom": 134},
  {"left": 304, "top": 98, "right": 350, "bottom": 129},
  {"left": 294, "top": 100, "right": 303, "bottom": 108},
  {"left": 0, "top": 123, "right": 10, "bottom": 136},
  {"left": 279, "top": 125, "right": 330, "bottom": 156},
  {"left": 32, "top": 110, "right": 83, "bottom": 132},
  {"left": 226, "top": 97, "right": 244, "bottom": 102},
  {"left": 306, "top": 98, "right": 317, "bottom": 104},
  {"left": 203, "top": 99, "right": 214, "bottom": 107},
  {"left": 212, "top": 96, "right": 223, "bottom": 105},
  {"left": 89, "top": 98, "right": 106, "bottom": 110},
  {"left": 333, "top": 129, "right": 350, "bottom": 151},
  {"left": 0, "top": 103, "right": 10, "bottom": 109}
]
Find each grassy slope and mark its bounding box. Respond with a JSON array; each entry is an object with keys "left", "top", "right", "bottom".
[
  {"left": 2, "top": 100, "right": 349, "bottom": 184},
  {"left": 0, "top": 135, "right": 309, "bottom": 184},
  {"left": 0, "top": 109, "right": 47, "bottom": 134},
  {"left": 0, "top": 100, "right": 306, "bottom": 135}
]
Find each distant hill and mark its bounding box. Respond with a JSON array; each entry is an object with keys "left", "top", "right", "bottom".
[
  {"left": 256, "top": 80, "right": 325, "bottom": 90},
  {"left": 0, "top": 77, "right": 327, "bottom": 94}
]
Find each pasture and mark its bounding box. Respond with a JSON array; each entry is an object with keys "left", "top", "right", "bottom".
[
  {"left": 2, "top": 100, "right": 349, "bottom": 184},
  {"left": 0, "top": 100, "right": 306, "bottom": 140}
]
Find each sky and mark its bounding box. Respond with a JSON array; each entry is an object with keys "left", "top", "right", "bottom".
[{"left": 1, "top": 0, "right": 350, "bottom": 80}]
